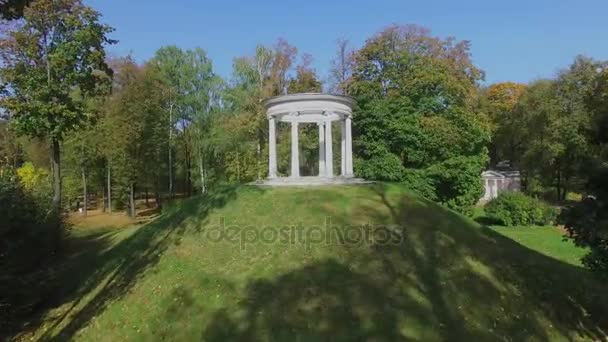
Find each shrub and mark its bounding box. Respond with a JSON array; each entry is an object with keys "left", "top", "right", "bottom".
[
  {"left": 0, "top": 166, "right": 61, "bottom": 267},
  {"left": 485, "top": 192, "right": 557, "bottom": 226},
  {"left": 355, "top": 151, "right": 404, "bottom": 182},
  {"left": 561, "top": 196, "right": 608, "bottom": 274},
  {"left": 401, "top": 168, "right": 437, "bottom": 201},
  {"left": 425, "top": 155, "right": 486, "bottom": 212},
  {"left": 0, "top": 167, "right": 62, "bottom": 329},
  {"left": 559, "top": 164, "right": 608, "bottom": 276},
  {"left": 16, "top": 162, "right": 52, "bottom": 209}
]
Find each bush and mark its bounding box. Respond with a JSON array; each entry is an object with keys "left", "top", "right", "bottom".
[
  {"left": 426, "top": 156, "right": 486, "bottom": 212},
  {"left": 561, "top": 197, "right": 608, "bottom": 274},
  {"left": 355, "top": 151, "right": 404, "bottom": 182},
  {"left": 485, "top": 192, "right": 557, "bottom": 226},
  {"left": 16, "top": 162, "right": 52, "bottom": 209},
  {"left": 0, "top": 167, "right": 62, "bottom": 329},
  {"left": 401, "top": 168, "right": 437, "bottom": 201}
]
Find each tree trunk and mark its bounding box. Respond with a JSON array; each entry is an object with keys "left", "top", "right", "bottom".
[
  {"left": 155, "top": 192, "right": 162, "bottom": 209},
  {"left": 183, "top": 134, "right": 192, "bottom": 197},
  {"left": 187, "top": 161, "right": 192, "bottom": 197},
  {"left": 82, "top": 166, "right": 87, "bottom": 216},
  {"left": 199, "top": 151, "right": 206, "bottom": 194},
  {"left": 129, "top": 183, "right": 136, "bottom": 218},
  {"left": 156, "top": 174, "right": 163, "bottom": 209},
  {"left": 102, "top": 183, "right": 106, "bottom": 213},
  {"left": 556, "top": 168, "right": 561, "bottom": 203},
  {"left": 236, "top": 151, "right": 240, "bottom": 182},
  {"left": 107, "top": 163, "right": 112, "bottom": 214},
  {"left": 168, "top": 103, "right": 174, "bottom": 199},
  {"left": 256, "top": 141, "right": 261, "bottom": 180},
  {"left": 563, "top": 175, "right": 570, "bottom": 202},
  {"left": 145, "top": 188, "right": 149, "bottom": 207},
  {"left": 51, "top": 138, "right": 61, "bottom": 213}
]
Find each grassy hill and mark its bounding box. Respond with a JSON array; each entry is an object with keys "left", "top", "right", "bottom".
[{"left": 12, "top": 184, "right": 608, "bottom": 341}]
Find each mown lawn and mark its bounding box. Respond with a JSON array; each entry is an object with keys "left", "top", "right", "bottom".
[
  {"left": 491, "top": 226, "right": 588, "bottom": 267},
  {"left": 7, "top": 184, "right": 608, "bottom": 341}
]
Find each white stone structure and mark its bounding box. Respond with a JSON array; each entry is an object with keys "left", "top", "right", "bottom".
[
  {"left": 261, "top": 93, "right": 365, "bottom": 186},
  {"left": 480, "top": 170, "right": 521, "bottom": 203}
]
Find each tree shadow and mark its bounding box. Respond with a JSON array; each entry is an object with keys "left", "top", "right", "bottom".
[
  {"left": 10, "top": 183, "right": 607, "bottom": 341},
  {"left": 203, "top": 260, "right": 412, "bottom": 341},
  {"left": 4, "top": 185, "right": 245, "bottom": 341},
  {"left": 473, "top": 215, "right": 502, "bottom": 226},
  {"left": 199, "top": 183, "right": 608, "bottom": 341},
  {"left": 1, "top": 229, "right": 118, "bottom": 339}
]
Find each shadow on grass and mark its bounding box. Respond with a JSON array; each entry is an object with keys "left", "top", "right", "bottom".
[
  {"left": 3, "top": 185, "right": 245, "bottom": 341},
  {"left": 473, "top": 215, "right": 502, "bottom": 226},
  {"left": 198, "top": 183, "right": 608, "bottom": 341},
  {"left": 9, "top": 183, "right": 607, "bottom": 341}
]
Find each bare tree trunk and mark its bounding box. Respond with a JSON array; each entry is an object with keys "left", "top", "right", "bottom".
[
  {"left": 51, "top": 138, "right": 61, "bottom": 213},
  {"left": 129, "top": 183, "right": 136, "bottom": 218},
  {"left": 107, "top": 163, "right": 112, "bottom": 214},
  {"left": 82, "top": 166, "right": 87, "bottom": 216},
  {"left": 145, "top": 187, "right": 149, "bottom": 207}
]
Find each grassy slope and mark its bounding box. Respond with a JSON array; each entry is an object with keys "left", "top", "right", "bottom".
[{"left": 15, "top": 184, "right": 608, "bottom": 341}]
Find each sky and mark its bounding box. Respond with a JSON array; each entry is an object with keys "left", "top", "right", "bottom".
[{"left": 86, "top": 0, "right": 608, "bottom": 85}]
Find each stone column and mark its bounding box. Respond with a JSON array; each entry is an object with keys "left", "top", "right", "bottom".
[
  {"left": 318, "top": 122, "right": 325, "bottom": 176},
  {"left": 325, "top": 120, "right": 333, "bottom": 177},
  {"left": 345, "top": 116, "right": 353, "bottom": 177},
  {"left": 341, "top": 120, "right": 346, "bottom": 176},
  {"left": 268, "top": 116, "right": 277, "bottom": 179},
  {"left": 484, "top": 179, "right": 489, "bottom": 200},
  {"left": 291, "top": 121, "right": 299, "bottom": 178}
]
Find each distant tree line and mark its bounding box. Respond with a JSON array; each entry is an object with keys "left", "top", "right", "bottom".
[{"left": 480, "top": 58, "right": 608, "bottom": 274}]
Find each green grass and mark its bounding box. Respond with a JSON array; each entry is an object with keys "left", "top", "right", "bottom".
[
  {"left": 491, "top": 226, "right": 588, "bottom": 267},
  {"left": 9, "top": 183, "right": 608, "bottom": 341},
  {"left": 472, "top": 205, "right": 589, "bottom": 267}
]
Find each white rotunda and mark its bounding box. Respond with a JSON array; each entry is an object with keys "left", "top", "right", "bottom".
[{"left": 260, "top": 93, "right": 366, "bottom": 186}]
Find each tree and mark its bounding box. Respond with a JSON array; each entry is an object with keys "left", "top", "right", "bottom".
[
  {"left": 104, "top": 63, "right": 167, "bottom": 217},
  {"left": 181, "top": 49, "right": 223, "bottom": 194},
  {"left": 226, "top": 40, "right": 297, "bottom": 181},
  {"left": 151, "top": 47, "right": 222, "bottom": 195},
  {"left": 514, "top": 58, "right": 596, "bottom": 201},
  {"left": 0, "top": 0, "right": 114, "bottom": 213},
  {"left": 63, "top": 123, "right": 102, "bottom": 215},
  {"left": 267, "top": 38, "right": 297, "bottom": 96},
  {"left": 560, "top": 58, "right": 608, "bottom": 274},
  {"left": 287, "top": 53, "right": 322, "bottom": 94},
  {"left": 481, "top": 82, "right": 527, "bottom": 165},
  {"left": 349, "top": 24, "right": 489, "bottom": 209},
  {"left": 151, "top": 46, "right": 185, "bottom": 198},
  {"left": 98, "top": 56, "right": 140, "bottom": 213},
  {"left": 0, "top": 120, "right": 22, "bottom": 168},
  {"left": 329, "top": 38, "right": 353, "bottom": 95}
]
